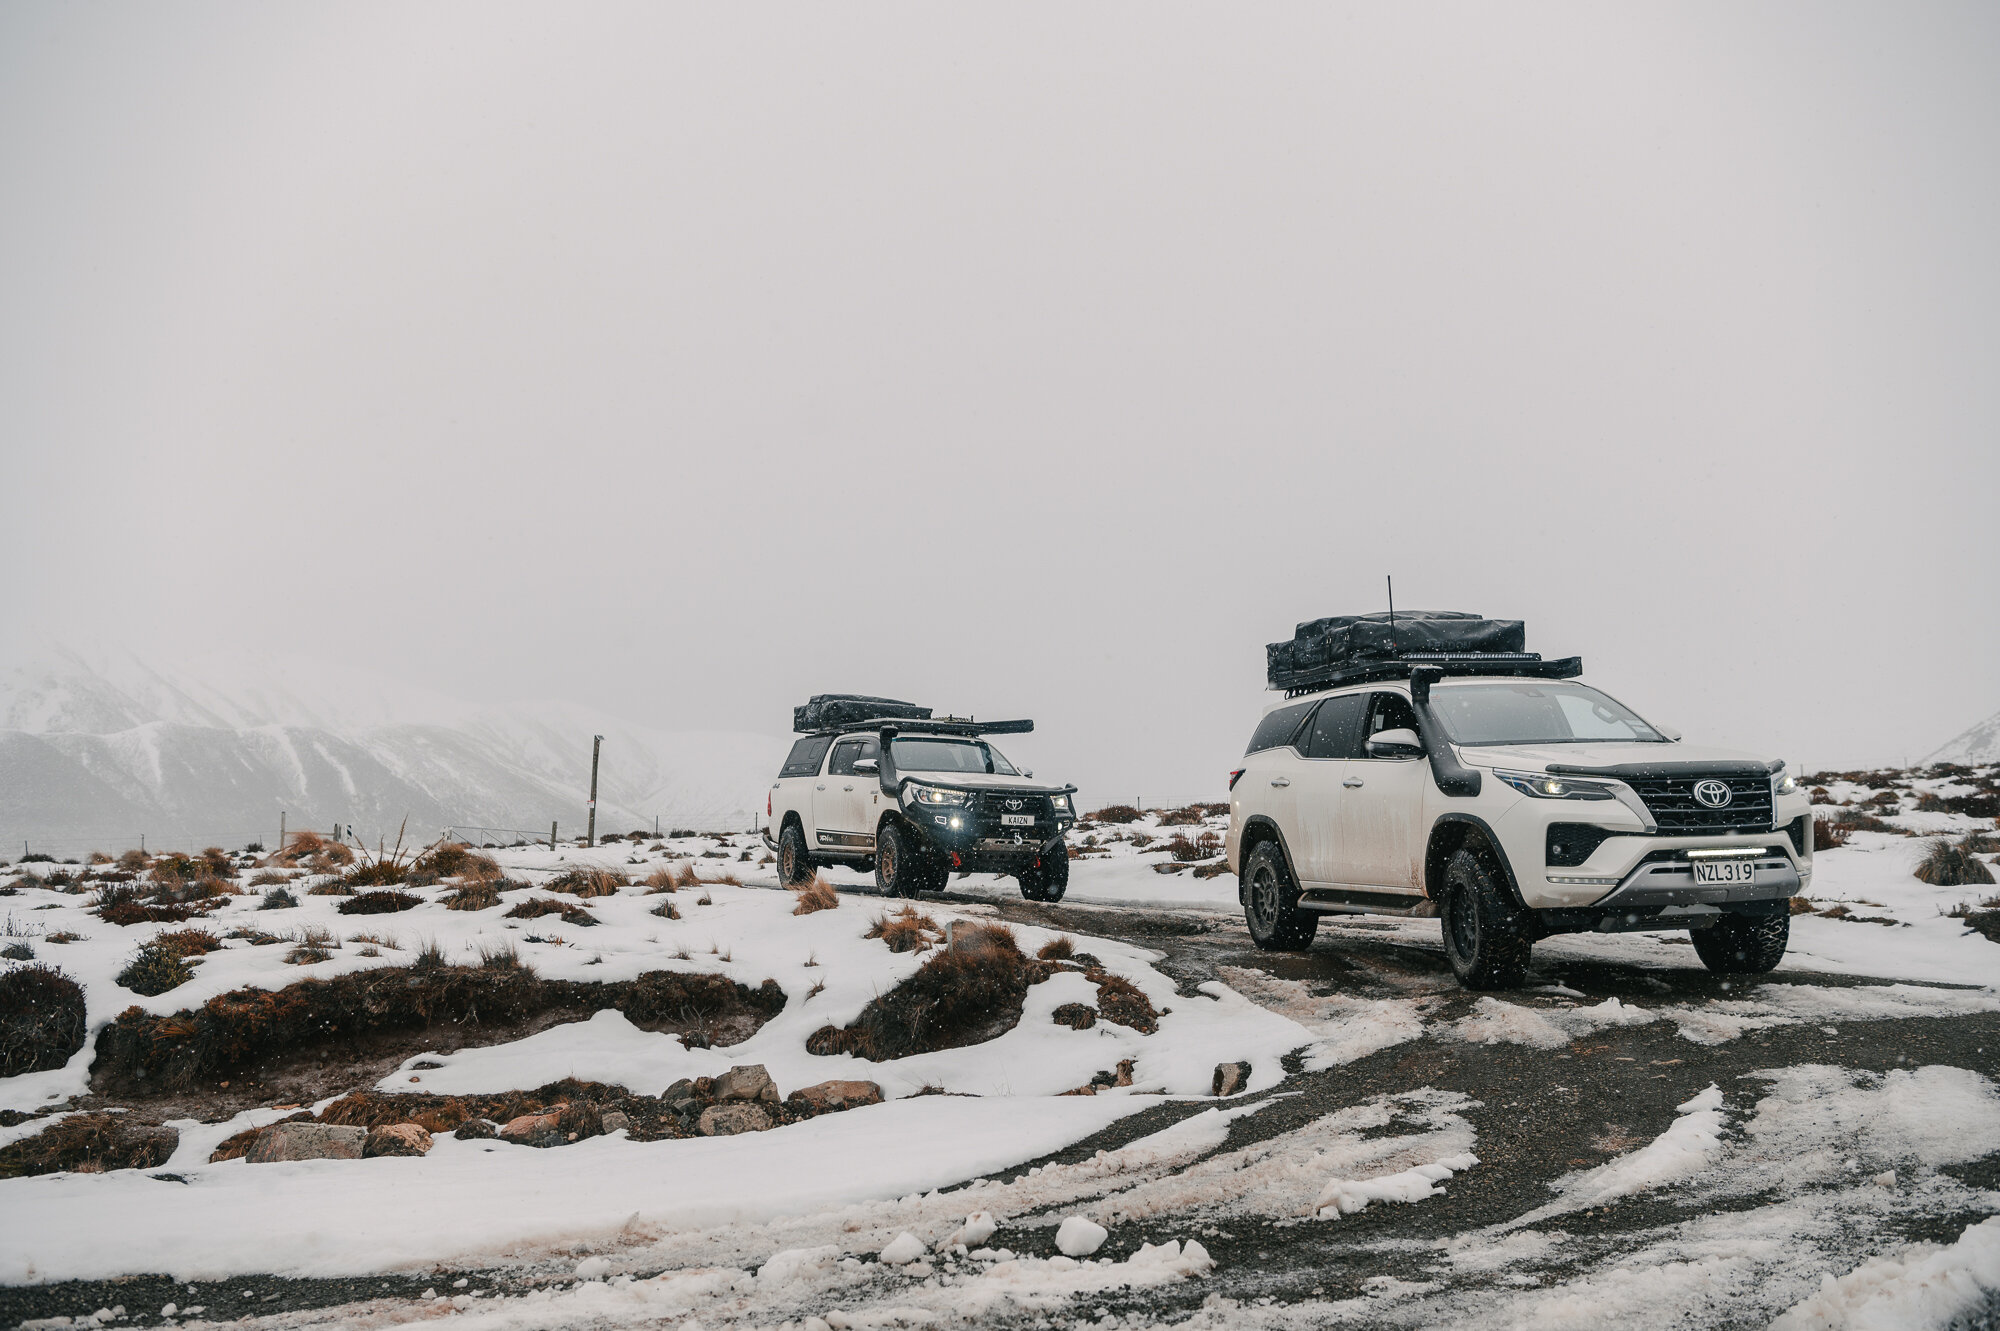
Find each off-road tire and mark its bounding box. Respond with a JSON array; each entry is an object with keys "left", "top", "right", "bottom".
[
  {"left": 1440, "top": 847, "right": 1532, "bottom": 989},
  {"left": 778, "top": 822, "right": 813, "bottom": 887},
  {"left": 1690, "top": 912, "right": 1789, "bottom": 974},
  {"left": 1243, "top": 841, "right": 1318, "bottom": 951},
  {"left": 1019, "top": 840, "right": 1070, "bottom": 904},
  {"left": 876, "top": 822, "right": 940, "bottom": 898}
]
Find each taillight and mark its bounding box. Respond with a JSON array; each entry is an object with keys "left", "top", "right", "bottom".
[
  {"left": 766, "top": 791, "right": 772, "bottom": 817},
  {"left": 1228, "top": 768, "right": 1245, "bottom": 790}
]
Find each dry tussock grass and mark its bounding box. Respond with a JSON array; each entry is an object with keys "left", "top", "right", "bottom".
[
  {"left": 867, "top": 906, "right": 941, "bottom": 953},
  {"left": 1036, "top": 935, "right": 1076, "bottom": 962},
  {"left": 549, "top": 867, "right": 629, "bottom": 898},
  {"left": 505, "top": 898, "right": 599, "bottom": 927},
  {"left": 791, "top": 875, "right": 838, "bottom": 916}
]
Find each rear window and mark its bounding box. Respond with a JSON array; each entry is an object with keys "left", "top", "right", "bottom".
[
  {"left": 780, "top": 736, "right": 833, "bottom": 778},
  {"left": 1245, "top": 701, "right": 1315, "bottom": 755}
]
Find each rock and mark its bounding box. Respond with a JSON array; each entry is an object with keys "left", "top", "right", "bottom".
[
  {"left": 714, "top": 1064, "right": 779, "bottom": 1104},
  {"left": 1055, "top": 1216, "right": 1108, "bottom": 1257},
  {"left": 1212, "top": 1061, "right": 1252, "bottom": 1097},
  {"left": 1051, "top": 1003, "right": 1097, "bottom": 1030},
  {"left": 698, "top": 1103, "right": 773, "bottom": 1136},
  {"left": 245, "top": 1123, "right": 367, "bottom": 1164},
  {"left": 453, "top": 1119, "right": 498, "bottom": 1141},
  {"left": 499, "top": 1110, "right": 564, "bottom": 1144},
  {"left": 364, "top": 1123, "right": 433, "bottom": 1158},
  {"left": 600, "top": 1110, "right": 632, "bottom": 1135},
  {"left": 1113, "top": 1059, "right": 1135, "bottom": 1088},
  {"left": 878, "top": 1232, "right": 926, "bottom": 1266},
  {"left": 790, "top": 1080, "right": 884, "bottom": 1113}
]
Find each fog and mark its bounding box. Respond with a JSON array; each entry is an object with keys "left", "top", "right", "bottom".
[{"left": 3, "top": 3, "right": 1996, "bottom": 806}]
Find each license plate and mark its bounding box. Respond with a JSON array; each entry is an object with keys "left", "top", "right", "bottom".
[
  {"left": 1000, "top": 814, "right": 1035, "bottom": 827},
  {"left": 1690, "top": 859, "right": 1754, "bottom": 885}
]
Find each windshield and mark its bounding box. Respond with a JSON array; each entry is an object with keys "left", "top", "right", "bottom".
[
  {"left": 1429, "top": 681, "right": 1665, "bottom": 746},
  {"left": 890, "top": 737, "right": 1019, "bottom": 775}
]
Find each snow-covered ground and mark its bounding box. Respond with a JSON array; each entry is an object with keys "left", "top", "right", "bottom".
[{"left": 2, "top": 777, "right": 1996, "bottom": 1328}]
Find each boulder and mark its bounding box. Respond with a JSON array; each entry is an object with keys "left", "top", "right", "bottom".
[
  {"left": 600, "top": 1110, "right": 633, "bottom": 1135},
  {"left": 790, "top": 1080, "right": 884, "bottom": 1113},
  {"left": 698, "top": 1103, "right": 773, "bottom": 1136},
  {"left": 1212, "top": 1061, "right": 1252, "bottom": 1097},
  {"left": 714, "top": 1064, "right": 779, "bottom": 1104},
  {"left": 245, "top": 1123, "right": 367, "bottom": 1164},
  {"left": 499, "top": 1110, "right": 564, "bottom": 1144},
  {"left": 364, "top": 1123, "right": 434, "bottom": 1158},
  {"left": 453, "top": 1119, "right": 498, "bottom": 1141}
]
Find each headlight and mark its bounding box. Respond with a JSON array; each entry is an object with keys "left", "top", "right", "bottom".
[
  {"left": 1774, "top": 768, "right": 1800, "bottom": 796},
  {"left": 1050, "top": 794, "right": 1073, "bottom": 815},
  {"left": 1494, "top": 769, "right": 1618, "bottom": 801},
  {"left": 904, "top": 784, "right": 968, "bottom": 807}
]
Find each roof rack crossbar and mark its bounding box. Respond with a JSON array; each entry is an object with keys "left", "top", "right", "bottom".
[
  {"left": 1276, "top": 653, "right": 1582, "bottom": 698},
  {"left": 805, "top": 716, "right": 1035, "bottom": 737}
]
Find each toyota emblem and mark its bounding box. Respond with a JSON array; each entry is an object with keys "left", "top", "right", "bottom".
[
  {"left": 1693, "top": 779, "right": 1733, "bottom": 809},
  {"left": 1005, "top": 799, "right": 1023, "bottom": 811}
]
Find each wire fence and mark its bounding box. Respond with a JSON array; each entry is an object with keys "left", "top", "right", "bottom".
[{"left": 1, "top": 811, "right": 767, "bottom": 862}]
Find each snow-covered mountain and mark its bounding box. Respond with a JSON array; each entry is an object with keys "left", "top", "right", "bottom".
[
  {"left": 0, "top": 647, "right": 785, "bottom": 850},
  {"left": 1925, "top": 709, "right": 2000, "bottom": 766}
]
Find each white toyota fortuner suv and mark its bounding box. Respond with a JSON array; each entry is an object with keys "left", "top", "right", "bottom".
[
  {"left": 766, "top": 695, "right": 1078, "bottom": 901},
  {"left": 1227, "top": 615, "right": 1812, "bottom": 988}
]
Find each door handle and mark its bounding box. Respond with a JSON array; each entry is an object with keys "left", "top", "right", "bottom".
[
  {"left": 1343, "top": 777, "right": 1365, "bottom": 788},
  {"left": 1270, "top": 777, "right": 1290, "bottom": 788},
  {"left": 842, "top": 785, "right": 854, "bottom": 792},
  {"left": 816, "top": 784, "right": 826, "bottom": 791}
]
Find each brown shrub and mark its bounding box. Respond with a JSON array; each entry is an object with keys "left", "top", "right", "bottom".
[
  {"left": 1813, "top": 816, "right": 1850, "bottom": 852},
  {"left": 505, "top": 898, "right": 599, "bottom": 927},
  {"left": 549, "top": 867, "right": 629, "bottom": 898},
  {"left": 1086, "top": 971, "right": 1159, "bottom": 1033},
  {"left": 118, "top": 942, "right": 194, "bottom": 995},
  {"left": 1037, "top": 934, "right": 1076, "bottom": 962},
  {"left": 867, "top": 906, "right": 941, "bottom": 954},
  {"left": 444, "top": 880, "right": 502, "bottom": 911},
  {"left": 1913, "top": 837, "right": 1997, "bottom": 888},
  {"left": 153, "top": 928, "right": 223, "bottom": 959},
  {"left": 1090, "top": 805, "right": 1143, "bottom": 824},
  {"left": 1165, "top": 833, "right": 1220, "bottom": 863},
  {"left": 247, "top": 870, "right": 292, "bottom": 887},
  {"left": 338, "top": 889, "right": 422, "bottom": 915},
  {"left": 92, "top": 967, "right": 787, "bottom": 1094},
  {"left": 0, "top": 1113, "right": 177, "bottom": 1179},
  {"left": 792, "top": 875, "right": 838, "bottom": 915},
  {"left": 1051, "top": 1002, "right": 1096, "bottom": 1030},
  {"left": 116, "top": 849, "right": 149, "bottom": 873},
  {"left": 811, "top": 925, "right": 1040, "bottom": 1061},
  {"left": 643, "top": 867, "right": 677, "bottom": 893},
  {"left": 0, "top": 964, "right": 87, "bottom": 1077},
  {"left": 1156, "top": 806, "right": 1205, "bottom": 827}
]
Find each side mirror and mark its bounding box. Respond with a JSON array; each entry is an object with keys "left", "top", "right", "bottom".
[
  {"left": 1366, "top": 728, "right": 1424, "bottom": 758},
  {"left": 853, "top": 759, "right": 879, "bottom": 775},
  {"left": 1022, "top": 769, "right": 1034, "bottom": 778},
  {"left": 1656, "top": 724, "right": 1682, "bottom": 742}
]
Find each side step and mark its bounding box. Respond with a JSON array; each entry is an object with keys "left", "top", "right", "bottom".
[{"left": 1301, "top": 887, "right": 1438, "bottom": 918}]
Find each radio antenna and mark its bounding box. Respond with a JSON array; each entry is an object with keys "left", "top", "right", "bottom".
[{"left": 1386, "top": 575, "right": 1396, "bottom": 652}]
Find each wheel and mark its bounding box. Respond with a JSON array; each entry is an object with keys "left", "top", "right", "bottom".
[
  {"left": 875, "top": 822, "right": 939, "bottom": 898},
  {"left": 1242, "top": 842, "right": 1318, "bottom": 951},
  {"left": 1019, "top": 840, "right": 1070, "bottom": 903},
  {"left": 1690, "top": 912, "right": 1789, "bottom": 974},
  {"left": 1440, "top": 847, "right": 1532, "bottom": 989},
  {"left": 778, "top": 822, "right": 813, "bottom": 887}
]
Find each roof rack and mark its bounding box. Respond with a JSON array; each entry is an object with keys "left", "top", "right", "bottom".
[
  {"left": 803, "top": 716, "right": 1036, "bottom": 738},
  {"left": 1276, "top": 653, "right": 1583, "bottom": 699}
]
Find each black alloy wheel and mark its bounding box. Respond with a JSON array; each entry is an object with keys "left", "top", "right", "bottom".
[
  {"left": 1439, "top": 847, "right": 1532, "bottom": 989},
  {"left": 1243, "top": 841, "right": 1317, "bottom": 951}
]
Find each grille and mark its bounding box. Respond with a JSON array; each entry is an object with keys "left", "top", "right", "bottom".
[
  {"left": 969, "top": 793, "right": 1053, "bottom": 833},
  {"left": 1626, "top": 773, "right": 1774, "bottom": 834}
]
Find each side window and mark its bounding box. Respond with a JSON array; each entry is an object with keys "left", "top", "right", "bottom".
[
  {"left": 1302, "top": 694, "right": 1368, "bottom": 760},
  {"left": 1363, "top": 692, "right": 1422, "bottom": 746},
  {"left": 1244, "top": 701, "right": 1315, "bottom": 755},
  {"left": 827, "top": 737, "right": 879, "bottom": 776},
  {"left": 780, "top": 735, "right": 833, "bottom": 778}
]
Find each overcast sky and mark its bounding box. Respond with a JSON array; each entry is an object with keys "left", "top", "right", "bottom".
[{"left": 2, "top": 3, "right": 1995, "bottom": 805}]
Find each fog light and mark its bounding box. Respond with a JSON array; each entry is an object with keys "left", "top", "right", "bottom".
[{"left": 949, "top": 817, "right": 961, "bottom": 829}]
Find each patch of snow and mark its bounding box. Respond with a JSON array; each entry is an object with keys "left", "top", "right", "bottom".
[{"left": 1770, "top": 1216, "right": 2000, "bottom": 1331}]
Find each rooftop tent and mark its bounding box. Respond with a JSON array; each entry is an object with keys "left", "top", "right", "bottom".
[
  {"left": 792, "top": 695, "right": 932, "bottom": 733},
  {"left": 1266, "top": 612, "right": 1529, "bottom": 691}
]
